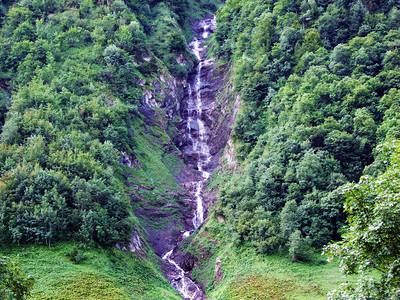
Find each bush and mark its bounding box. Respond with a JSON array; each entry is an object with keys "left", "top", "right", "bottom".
[
  {"left": 0, "top": 256, "right": 34, "bottom": 299},
  {"left": 288, "top": 230, "right": 312, "bottom": 262}
]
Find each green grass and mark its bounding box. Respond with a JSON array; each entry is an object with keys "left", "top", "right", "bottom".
[
  {"left": 162, "top": 152, "right": 185, "bottom": 178},
  {"left": 116, "top": 115, "right": 189, "bottom": 233},
  {"left": 0, "top": 242, "right": 180, "bottom": 300},
  {"left": 185, "top": 220, "right": 360, "bottom": 300},
  {"left": 210, "top": 250, "right": 350, "bottom": 300},
  {"left": 130, "top": 116, "right": 182, "bottom": 193}
]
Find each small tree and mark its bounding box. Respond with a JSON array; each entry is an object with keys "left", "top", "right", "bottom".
[
  {"left": 0, "top": 256, "right": 34, "bottom": 299},
  {"left": 103, "top": 44, "right": 123, "bottom": 66},
  {"left": 288, "top": 230, "right": 311, "bottom": 262},
  {"left": 280, "top": 199, "right": 300, "bottom": 240},
  {"left": 324, "top": 141, "right": 400, "bottom": 299}
]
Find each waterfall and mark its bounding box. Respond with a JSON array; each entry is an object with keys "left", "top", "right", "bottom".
[
  {"left": 188, "top": 18, "right": 215, "bottom": 229},
  {"left": 162, "top": 250, "right": 200, "bottom": 299},
  {"left": 161, "top": 15, "right": 216, "bottom": 300}
]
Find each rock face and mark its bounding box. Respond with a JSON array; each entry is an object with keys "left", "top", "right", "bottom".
[
  {"left": 137, "top": 196, "right": 195, "bottom": 257},
  {"left": 158, "top": 15, "right": 218, "bottom": 300},
  {"left": 163, "top": 17, "right": 241, "bottom": 295},
  {"left": 155, "top": 14, "right": 242, "bottom": 299},
  {"left": 115, "top": 231, "right": 147, "bottom": 258},
  {"left": 177, "top": 21, "right": 241, "bottom": 217},
  {"left": 214, "top": 257, "right": 225, "bottom": 283},
  {"left": 142, "top": 63, "right": 187, "bottom": 119},
  {"left": 185, "top": 65, "right": 241, "bottom": 214}
]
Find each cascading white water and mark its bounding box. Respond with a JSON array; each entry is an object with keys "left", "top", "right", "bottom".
[
  {"left": 161, "top": 15, "right": 216, "bottom": 300},
  {"left": 162, "top": 250, "right": 200, "bottom": 299},
  {"left": 187, "top": 18, "right": 216, "bottom": 229}
]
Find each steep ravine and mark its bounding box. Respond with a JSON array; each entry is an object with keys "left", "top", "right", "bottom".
[
  {"left": 124, "top": 13, "right": 238, "bottom": 299},
  {"left": 160, "top": 15, "right": 218, "bottom": 300}
]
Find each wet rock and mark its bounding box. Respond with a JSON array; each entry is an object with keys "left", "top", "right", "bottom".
[
  {"left": 191, "top": 14, "right": 217, "bottom": 37},
  {"left": 116, "top": 231, "right": 147, "bottom": 258},
  {"left": 214, "top": 257, "right": 225, "bottom": 283},
  {"left": 141, "top": 69, "right": 187, "bottom": 119},
  {"left": 178, "top": 61, "right": 239, "bottom": 179},
  {"left": 188, "top": 119, "right": 200, "bottom": 131},
  {"left": 119, "top": 152, "right": 142, "bottom": 170},
  {"left": 179, "top": 61, "right": 241, "bottom": 216},
  {"left": 216, "top": 215, "right": 226, "bottom": 223},
  {"left": 134, "top": 78, "right": 146, "bottom": 86},
  {"left": 129, "top": 13, "right": 235, "bottom": 300},
  {"left": 157, "top": 15, "right": 218, "bottom": 300},
  {"left": 174, "top": 251, "right": 198, "bottom": 272},
  {"left": 129, "top": 195, "right": 142, "bottom": 202},
  {"left": 142, "top": 53, "right": 151, "bottom": 62},
  {"left": 162, "top": 249, "right": 207, "bottom": 300}
]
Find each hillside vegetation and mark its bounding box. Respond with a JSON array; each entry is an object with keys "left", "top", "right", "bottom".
[
  {"left": 210, "top": 0, "right": 400, "bottom": 255},
  {"left": 0, "top": 0, "right": 205, "bottom": 247},
  {"left": 1, "top": 0, "right": 400, "bottom": 299},
  {"left": 1, "top": 242, "right": 184, "bottom": 299},
  {"left": 0, "top": 0, "right": 220, "bottom": 298},
  {"left": 185, "top": 0, "right": 400, "bottom": 298}
]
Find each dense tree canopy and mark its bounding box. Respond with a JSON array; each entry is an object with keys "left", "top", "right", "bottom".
[
  {"left": 0, "top": 0, "right": 399, "bottom": 297},
  {"left": 0, "top": 0, "right": 219, "bottom": 246},
  {"left": 212, "top": 0, "right": 400, "bottom": 261}
]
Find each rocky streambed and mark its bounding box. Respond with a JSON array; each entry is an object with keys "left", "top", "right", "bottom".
[{"left": 160, "top": 15, "right": 217, "bottom": 300}]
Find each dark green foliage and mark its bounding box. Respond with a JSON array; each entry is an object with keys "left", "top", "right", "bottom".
[
  {"left": 0, "top": 0, "right": 206, "bottom": 246},
  {"left": 148, "top": 2, "right": 195, "bottom": 78},
  {"left": 0, "top": 90, "right": 10, "bottom": 129},
  {"left": 67, "top": 245, "right": 88, "bottom": 264},
  {"left": 280, "top": 200, "right": 299, "bottom": 240},
  {"left": 213, "top": 0, "right": 400, "bottom": 260},
  {"left": 288, "top": 230, "right": 312, "bottom": 262}
]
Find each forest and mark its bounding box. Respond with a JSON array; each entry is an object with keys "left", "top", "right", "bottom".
[
  {"left": 201, "top": 0, "right": 400, "bottom": 298},
  {"left": 213, "top": 0, "right": 399, "bottom": 251},
  {"left": 1, "top": 0, "right": 400, "bottom": 299},
  {"left": 0, "top": 0, "right": 201, "bottom": 247},
  {"left": 0, "top": 0, "right": 217, "bottom": 298}
]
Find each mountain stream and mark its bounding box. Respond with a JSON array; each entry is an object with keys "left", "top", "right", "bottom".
[{"left": 161, "top": 16, "right": 216, "bottom": 300}]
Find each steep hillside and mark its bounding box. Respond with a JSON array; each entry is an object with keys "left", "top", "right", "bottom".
[
  {"left": 1, "top": 0, "right": 400, "bottom": 299},
  {"left": 183, "top": 0, "right": 400, "bottom": 298},
  {"left": 211, "top": 0, "right": 400, "bottom": 253},
  {"left": 0, "top": 0, "right": 222, "bottom": 298}
]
